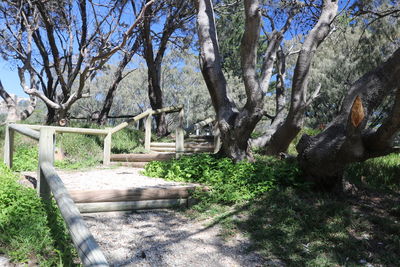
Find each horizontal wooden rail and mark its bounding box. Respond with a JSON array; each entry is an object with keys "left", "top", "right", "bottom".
[
  {"left": 40, "top": 161, "right": 108, "bottom": 266},
  {"left": 24, "top": 124, "right": 109, "bottom": 135},
  {"left": 9, "top": 124, "right": 40, "bottom": 140},
  {"left": 110, "top": 153, "right": 175, "bottom": 162}
]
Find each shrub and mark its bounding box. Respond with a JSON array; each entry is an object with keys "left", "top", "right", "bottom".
[
  {"left": 346, "top": 153, "right": 400, "bottom": 191},
  {"left": 0, "top": 164, "right": 76, "bottom": 265},
  {"left": 143, "top": 154, "right": 302, "bottom": 204}
]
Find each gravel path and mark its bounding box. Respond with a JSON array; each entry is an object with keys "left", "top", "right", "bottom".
[{"left": 21, "top": 166, "right": 265, "bottom": 266}]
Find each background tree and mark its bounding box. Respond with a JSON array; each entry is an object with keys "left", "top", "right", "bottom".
[
  {"left": 0, "top": 0, "right": 153, "bottom": 125},
  {"left": 140, "top": 0, "right": 195, "bottom": 136}
]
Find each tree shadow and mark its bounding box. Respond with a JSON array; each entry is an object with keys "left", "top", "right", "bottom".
[{"left": 232, "top": 187, "right": 400, "bottom": 266}]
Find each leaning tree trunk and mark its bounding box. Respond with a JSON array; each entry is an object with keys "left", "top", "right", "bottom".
[
  {"left": 265, "top": 0, "right": 338, "bottom": 155},
  {"left": 296, "top": 47, "right": 400, "bottom": 191}
]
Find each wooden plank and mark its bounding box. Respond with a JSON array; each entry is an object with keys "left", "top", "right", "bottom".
[
  {"left": 110, "top": 162, "right": 148, "bottom": 168},
  {"left": 9, "top": 124, "right": 40, "bottom": 140},
  {"left": 150, "top": 142, "right": 213, "bottom": 148},
  {"left": 176, "top": 108, "right": 184, "bottom": 157},
  {"left": 144, "top": 114, "right": 152, "bottom": 151},
  {"left": 103, "top": 131, "right": 112, "bottom": 165},
  {"left": 24, "top": 124, "right": 108, "bottom": 135},
  {"left": 151, "top": 147, "right": 213, "bottom": 152},
  {"left": 3, "top": 125, "right": 14, "bottom": 168},
  {"left": 110, "top": 153, "right": 175, "bottom": 162},
  {"left": 38, "top": 128, "right": 54, "bottom": 201},
  {"left": 69, "top": 186, "right": 196, "bottom": 203},
  {"left": 77, "top": 199, "right": 187, "bottom": 213},
  {"left": 110, "top": 109, "right": 152, "bottom": 133},
  {"left": 40, "top": 162, "right": 108, "bottom": 266}
]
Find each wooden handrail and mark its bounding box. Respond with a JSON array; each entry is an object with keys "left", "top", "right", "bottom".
[
  {"left": 9, "top": 124, "right": 40, "bottom": 140},
  {"left": 40, "top": 162, "right": 108, "bottom": 266},
  {"left": 23, "top": 124, "right": 109, "bottom": 135},
  {"left": 3, "top": 125, "right": 109, "bottom": 266}
]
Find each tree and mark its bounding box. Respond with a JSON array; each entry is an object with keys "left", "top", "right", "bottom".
[
  {"left": 140, "top": 0, "right": 195, "bottom": 136},
  {"left": 0, "top": 0, "right": 153, "bottom": 125},
  {"left": 196, "top": 0, "right": 336, "bottom": 161},
  {"left": 297, "top": 47, "right": 400, "bottom": 191}
]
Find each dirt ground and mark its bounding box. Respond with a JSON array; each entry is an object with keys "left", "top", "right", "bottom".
[{"left": 21, "top": 166, "right": 266, "bottom": 266}]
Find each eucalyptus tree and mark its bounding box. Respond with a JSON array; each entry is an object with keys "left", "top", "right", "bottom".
[
  {"left": 196, "top": 0, "right": 337, "bottom": 161},
  {"left": 140, "top": 0, "right": 195, "bottom": 136},
  {"left": 0, "top": 0, "right": 153, "bottom": 125}
]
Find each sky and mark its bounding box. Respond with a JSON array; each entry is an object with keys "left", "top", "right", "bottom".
[
  {"left": 0, "top": 0, "right": 355, "bottom": 98},
  {"left": 0, "top": 61, "right": 24, "bottom": 97}
]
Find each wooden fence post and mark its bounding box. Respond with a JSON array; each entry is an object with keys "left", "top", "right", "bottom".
[
  {"left": 103, "top": 131, "right": 112, "bottom": 165},
  {"left": 4, "top": 124, "right": 14, "bottom": 168},
  {"left": 38, "top": 128, "right": 55, "bottom": 201},
  {"left": 176, "top": 108, "right": 185, "bottom": 158},
  {"left": 145, "top": 113, "right": 152, "bottom": 151}
]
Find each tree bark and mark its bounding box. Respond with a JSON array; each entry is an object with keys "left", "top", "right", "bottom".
[
  {"left": 265, "top": 0, "right": 338, "bottom": 155},
  {"left": 296, "top": 47, "right": 400, "bottom": 191}
]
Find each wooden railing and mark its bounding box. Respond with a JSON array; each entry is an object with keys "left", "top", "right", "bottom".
[
  {"left": 109, "top": 105, "right": 185, "bottom": 159},
  {"left": 3, "top": 124, "right": 109, "bottom": 266}
]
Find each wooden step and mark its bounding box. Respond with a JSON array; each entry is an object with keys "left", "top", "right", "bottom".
[
  {"left": 70, "top": 185, "right": 197, "bottom": 203},
  {"left": 110, "top": 153, "right": 175, "bottom": 162},
  {"left": 110, "top": 162, "right": 148, "bottom": 168}
]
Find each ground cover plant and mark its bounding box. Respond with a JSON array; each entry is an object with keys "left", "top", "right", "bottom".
[
  {"left": 0, "top": 164, "right": 77, "bottom": 266},
  {"left": 144, "top": 152, "right": 400, "bottom": 266}
]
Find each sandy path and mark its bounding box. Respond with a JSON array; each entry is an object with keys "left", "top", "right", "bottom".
[{"left": 21, "top": 166, "right": 265, "bottom": 266}]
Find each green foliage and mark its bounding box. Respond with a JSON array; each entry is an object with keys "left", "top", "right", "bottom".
[
  {"left": 111, "top": 128, "right": 144, "bottom": 153},
  {"left": 11, "top": 145, "right": 38, "bottom": 172},
  {"left": 57, "top": 133, "right": 102, "bottom": 164},
  {"left": 346, "top": 153, "right": 400, "bottom": 191},
  {"left": 0, "top": 164, "right": 76, "bottom": 265},
  {"left": 144, "top": 154, "right": 302, "bottom": 204}
]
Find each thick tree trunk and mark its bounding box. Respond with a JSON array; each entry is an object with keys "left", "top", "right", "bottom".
[
  {"left": 297, "top": 47, "right": 400, "bottom": 191},
  {"left": 265, "top": 0, "right": 338, "bottom": 155}
]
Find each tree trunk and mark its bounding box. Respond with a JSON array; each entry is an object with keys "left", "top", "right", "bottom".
[
  {"left": 147, "top": 65, "right": 168, "bottom": 136},
  {"left": 97, "top": 39, "right": 140, "bottom": 125},
  {"left": 297, "top": 47, "right": 400, "bottom": 191},
  {"left": 265, "top": 0, "right": 338, "bottom": 155}
]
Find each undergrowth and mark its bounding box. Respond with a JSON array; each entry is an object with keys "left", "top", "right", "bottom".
[
  {"left": 346, "top": 153, "right": 400, "bottom": 191},
  {"left": 0, "top": 164, "right": 77, "bottom": 265},
  {"left": 143, "top": 154, "right": 303, "bottom": 206}
]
